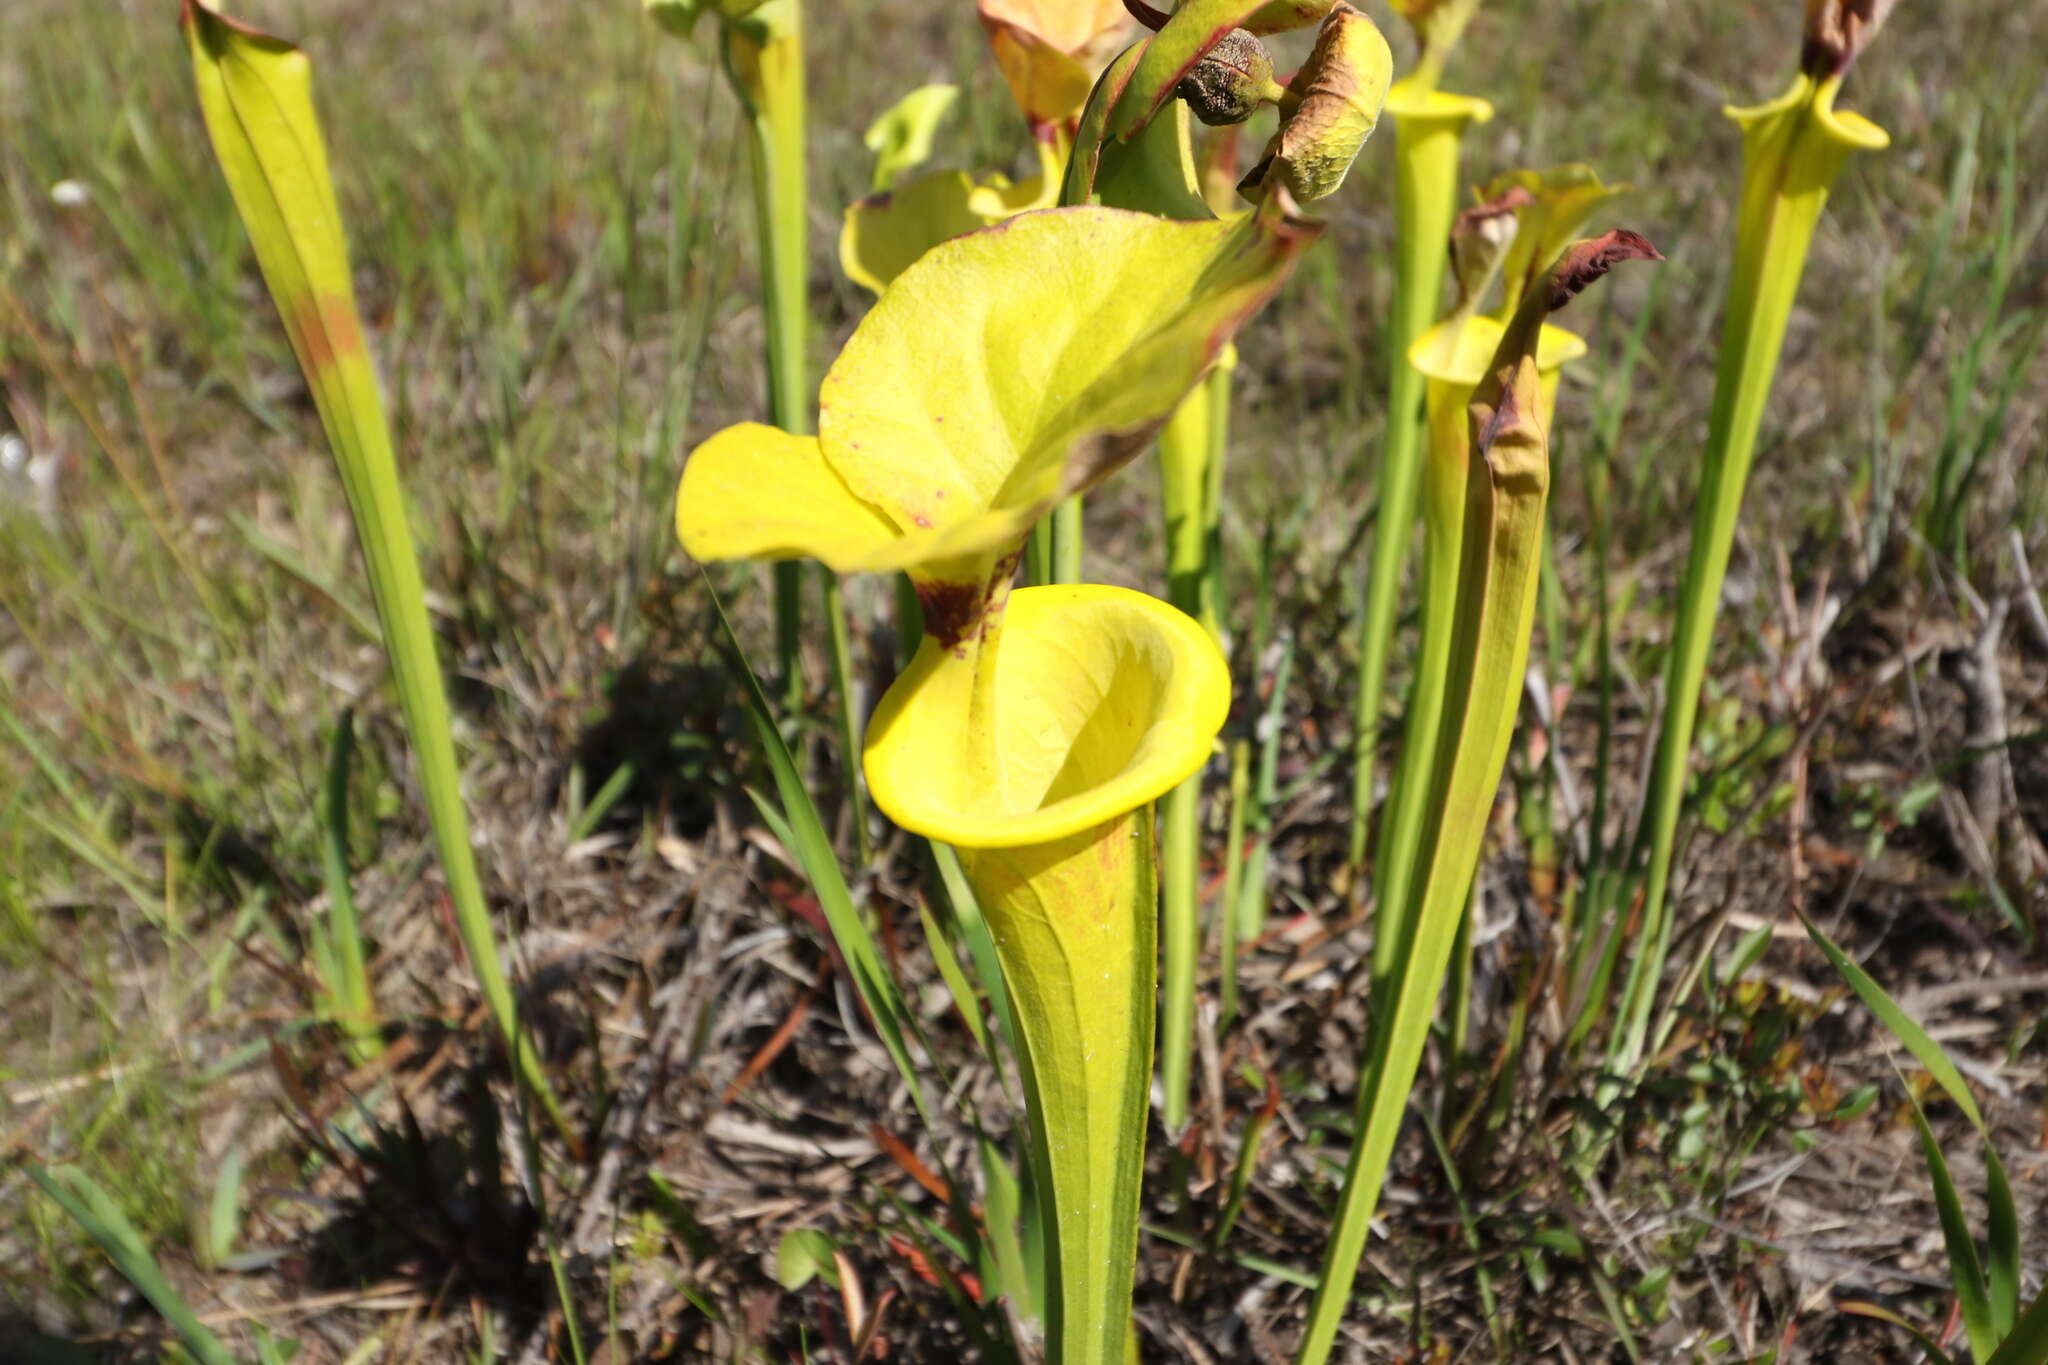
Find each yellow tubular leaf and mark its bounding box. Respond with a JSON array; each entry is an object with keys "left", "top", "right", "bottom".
[
  {"left": 1370, "top": 314, "right": 1584, "bottom": 969},
  {"left": 1608, "top": 69, "right": 1885, "bottom": 1077},
  {"left": 1300, "top": 231, "right": 1659, "bottom": 1365},
  {"left": 181, "top": 0, "right": 572, "bottom": 1140},
  {"left": 183, "top": 5, "right": 362, "bottom": 430},
  {"left": 675, "top": 423, "right": 900, "bottom": 569},
  {"left": 961, "top": 810, "right": 1155, "bottom": 1365},
  {"left": 1345, "top": 70, "right": 1494, "bottom": 874},
  {"left": 867, "top": 581, "right": 1230, "bottom": 1364}
]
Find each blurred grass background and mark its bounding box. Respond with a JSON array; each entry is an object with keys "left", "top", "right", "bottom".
[{"left": 2, "top": 0, "right": 2045, "bottom": 1359}]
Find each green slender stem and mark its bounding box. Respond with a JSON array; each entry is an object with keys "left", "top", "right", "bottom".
[
  {"left": 1347, "top": 81, "right": 1490, "bottom": 872},
  {"left": 1157, "top": 779, "right": 1201, "bottom": 1132},
  {"left": 725, "top": 1, "right": 873, "bottom": 869},
  {"left": 1202, "top": 363, "right": 1232, "bottom": 623},
  {"left": 1609, "top": 73, "right": 1884, "bottom": 1078},
  {"left": 822, "top": 571, "right": 870, "bottom": 864},
  {"left": 1025, "top": 518, "right": 1053, "bottom": 586},
  {"left": 722, "top": 0, "right": 811, "bottom": 703},
  {"left": 1048, "top": 494, "right": 1085, "bottom": 584},
  {"left": 1219, "top": 736, "right": 1251, "bottom": 1030},
  {"left": 1156, "top": 376, "right": 1220, "bottom": 1133},
  {"left": 1235, "top": 636, "right": 1292, "bottom": 942},
  {"left": 1161, "top": 379, "right": 1221, "bottom": 632}
]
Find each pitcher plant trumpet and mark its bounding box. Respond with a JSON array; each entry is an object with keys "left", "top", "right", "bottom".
[
  {"left": 1368, "top": 188, "right": 1594, "bottom": 1003},
  {"left": 1297, "top": 230, "right": 1660, "bottom": 1365},
  {"left": 866, "top": 583, "right": 1228, "bottom": 1365},
  {"left": 181, "top": 0, "right": 573, "bottom": 1140},
  {"left": 1609, "top": 0, "right": 1891, "bottom": 1080},
  {"left": 677, "top": 201, "right": 1313, "bottom": 1365}
]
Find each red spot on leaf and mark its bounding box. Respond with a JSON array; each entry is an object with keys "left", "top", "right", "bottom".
[{"left": 286, "top": 292, "right": 365, "bottom": 378}]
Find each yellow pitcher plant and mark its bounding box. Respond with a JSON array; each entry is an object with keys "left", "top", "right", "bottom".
[
  {"left": 1297, "top": 229, "right": 1660, "bottom": 1365},
  {"left": 1609, "top": 0, "right": 1892, "bottom": 1080},
  {"left": 1369, "top": 190, "right": 1592, "bottom": 1000},
  {"left": 678, "top": 200, "right": 1314, "bottom": 1365},
  {"left": 647, "top": 0, "right": 814, "bottom": 700},
  {"left": 1078, "top": 0, "right": 1391, "bottom": 1129}
]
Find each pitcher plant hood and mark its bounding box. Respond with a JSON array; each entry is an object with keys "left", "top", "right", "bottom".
[
  {"left": 677, "top": 201, "right": 1316, "bottom": 641},
  {"left": 1478, "top": 164, "right": 1630, "bottom": 318}
]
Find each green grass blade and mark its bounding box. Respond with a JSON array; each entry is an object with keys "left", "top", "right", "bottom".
[
  {"left": 1804, "top": 913, "right": 2023, "bottom": 1337},
  {"left": 228, "top": 510, "right": 380, "bottom": 644},
  {"left": 1986, "top": 1286, "right": 2048, "bottom": 1365},
  {"left": 180, "top": 0, "right": 566, "bottom": 1139},
  {"left": 1987, "top": 1145, "right": 2021, "bottom": 1334},
  {"left": 820, "top": 572, "right": 872, "bottom": 864},
  {"left": 1141, "top": 1221, "right": 1318, "bottom": 1290},
  {"left": 25, "top": 1165, "right": 241, "bottom": 1365},
  {"left": 1906, "top": 1094, "right": 1996, "bottom": 1362},
  {"left": 1839, "top": 1302, "right": 1959, "bottom": 1365},
  {"left": 565, "top": 760, "right": 638, "bottom": 844},
  {"left": 204, "top": 1146, "right": 247, "bottom": 1269},
  {"left": 710, "top": 584, "right": 937, "bottom": 1134},
  {"left": 980, "top": 1136, "right": 1042, "bottom": 1323},
  {"left": 930, "top": 840, "right": 1020, "bottom": 1074},
  {"left": 1799, "top": 916, "right": 1984, "bottom": 1128},
  {"left": 1213, "top": 1077, "right": 1275, "bottom": 1248},
  {"left": 919, "top": 893, "right": 994, "bottom": 1059}
]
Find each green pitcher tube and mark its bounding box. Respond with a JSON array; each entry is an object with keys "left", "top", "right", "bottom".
[
  {"left": 1371, "top": 314, "right": 1583, "bottom": 989},
  {"left": 718, "top": 0, "right": 812, "bottom": 697},
  {"left": 1610, "top": 65, "right": 1887, "bottom": 1074},
  {"left": 865, "top": 584, "right": 1230, "bottom": 1365}
]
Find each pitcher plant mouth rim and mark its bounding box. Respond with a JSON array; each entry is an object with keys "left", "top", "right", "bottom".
[{"left": 864, "top": 583, "right": 1229, "bottom": 850}]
